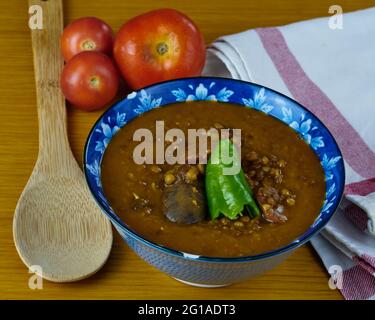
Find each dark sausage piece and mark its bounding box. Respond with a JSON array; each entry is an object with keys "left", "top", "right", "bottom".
[{"left": 163, "top": 180, "right": 206, "bottom": 224}]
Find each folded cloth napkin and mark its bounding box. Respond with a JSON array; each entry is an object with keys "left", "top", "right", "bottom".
[{"left": 203, "top": 7, "right": 375, "bottom": 300}]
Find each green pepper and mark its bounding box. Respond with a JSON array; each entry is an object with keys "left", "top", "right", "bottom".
[{"left": 205, "top": 139, "right": 260, "bottom": 220}]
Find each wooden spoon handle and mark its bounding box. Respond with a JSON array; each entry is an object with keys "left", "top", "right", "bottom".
[{"left": 29, "top": 0, "right": 73, "bottom": 175}]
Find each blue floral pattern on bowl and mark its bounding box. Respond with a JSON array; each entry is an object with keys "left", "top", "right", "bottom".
[{"left": 84, "top": 77, "right": 345, "bottom": 286}]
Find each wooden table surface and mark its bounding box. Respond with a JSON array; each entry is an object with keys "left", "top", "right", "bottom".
[{"left": 1, "top": 0, "right": 373, "bottom": 300}]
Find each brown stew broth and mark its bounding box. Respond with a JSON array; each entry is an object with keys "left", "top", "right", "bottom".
[{"left": 101, "top": 102, "right": 326, "bottom": 257}]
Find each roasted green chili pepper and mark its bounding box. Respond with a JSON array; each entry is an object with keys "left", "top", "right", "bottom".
[{"left": 205, "top": 139, "right": 260, "bottom": 220}]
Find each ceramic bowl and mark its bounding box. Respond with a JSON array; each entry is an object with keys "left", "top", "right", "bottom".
[{"left": 84, "top": 77, "right": 345, "bottom": 287}]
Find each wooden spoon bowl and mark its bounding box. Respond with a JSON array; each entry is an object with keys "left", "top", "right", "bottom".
[{"left": 14, "top": 176, "right": 112, "bottom": 282}]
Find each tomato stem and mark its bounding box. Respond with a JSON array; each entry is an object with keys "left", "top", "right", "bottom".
[
  {"left": 81, "top": 39, "right": 96, "bottom": 51},
  {"left": 156, "top": 42, "right": 168, "bottom": 56},
  {"left": 89, "top": 76, "right": 100, "bottom": 88}
]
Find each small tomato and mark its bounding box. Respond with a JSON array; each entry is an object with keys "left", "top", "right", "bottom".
[
  {"left": 60, "top": 51, "right": 119, "bottom": 111},
  {"left": 61, "top": 17, "right": 114, "bottom": 62}
]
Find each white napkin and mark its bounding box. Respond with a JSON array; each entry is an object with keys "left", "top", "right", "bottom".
[{"left": 203, "top": 7, "right": 375, "bottom": 299}]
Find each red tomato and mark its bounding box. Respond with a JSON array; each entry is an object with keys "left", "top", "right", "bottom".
[
  {"left": 61, "top": 17, "right": 114, "bottom": 62},
  {"left": 60, "top": 51, "right": 119, "bottom": 111},
  {"left": 113, "top": 8, "right": 206, "bottom": 89}
]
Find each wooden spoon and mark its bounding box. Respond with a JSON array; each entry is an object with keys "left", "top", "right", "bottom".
[{"left": 13, "top": 0, "right": 113, "bottom": 282}]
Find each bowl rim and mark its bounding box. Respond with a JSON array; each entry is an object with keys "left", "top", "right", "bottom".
[{"left": 83, "top": 76, "right": 346, "bottom": 263}]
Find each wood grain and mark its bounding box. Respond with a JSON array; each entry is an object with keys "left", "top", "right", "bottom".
[
  {"left": 27, "top": 0, "right": 72, "bottom": 175},
  {"left": 1, "top": 0, "right": 373, "bottom": 299},
  {"left": 12, "top": 0, "right": 113, "bottom": 283}
]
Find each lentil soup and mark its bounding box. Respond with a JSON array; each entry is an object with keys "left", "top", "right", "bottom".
[{"left": 101, "top": 102, "right": 326, "bottom": 257}]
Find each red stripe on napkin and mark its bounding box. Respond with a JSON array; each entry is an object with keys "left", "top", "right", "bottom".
[
  {"left": 344, "top": 204, "right": 368, "bottom": 231},
  {"left": 341, "top": 264, "right": 375, "bottom": 300},
  {"left": 345, "top": 178, "right": 375, "bottom": 196},
  {"left": 256, "top": 27, "right": 375, "bottom": 179},
  {"left": 362, "top": 254, "right": 375, "bottom": 269},
  {"left": 353, "top": 255, "right": 375, "bottom": 275}
]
